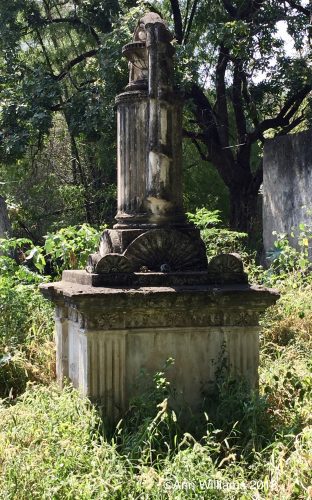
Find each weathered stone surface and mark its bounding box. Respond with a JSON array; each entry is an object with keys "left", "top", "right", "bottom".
[
  {"left": 86, "top": 253, "right": 135, "bottom": 274},
  {"left": 62, "top": 269, "right": 244, "bottom": 287},
  {"left": 114, "top": 13, "right": 184, "bottom": 228},
  {"left": 207, "top": 253, "right": 247, "bottom": 284},
  {"left": 41, "top": 276, "right": 278, "bottom": 420},
  {"left": 263, "top": 130, "right": 312, "bottom": 259},
  {"left": 124, "top": 228, "right": 207, "bottom": 271},
  {"left": 40, "top": 12, "right": 280, "bottom": 421},
  {"left": 87, "top": 11, "right": 205, "bottom": 276}
]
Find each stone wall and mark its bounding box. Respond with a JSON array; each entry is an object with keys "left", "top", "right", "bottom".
[{"left": 263, "top": 129, "right": 312, "bottom": 256}]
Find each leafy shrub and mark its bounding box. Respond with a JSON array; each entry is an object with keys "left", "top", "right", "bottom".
[
  {"left": 0, "top": 275, "right": 55, "bottom": 398},
  {"left": 0, "top": 223, "right": 103, "bottom": 398},
  {"left": 0, "top": 239, "right": 54, "bottom": 398},
  {"left": 0, "top": 237, "right": 46, "bottom": 276},
  {"left": 186, "top": 207, "right": 222, "bottom": 229},
  {"left": 43, "top": 223, "right": 102, "bottom": 276},
  {"left": 201, "top": 228, "right": 248, "bottom": 257},
  {"left": 264, "top": 224, "right": 312, "bottom": 287},
  {"left": 187, "top": 207, "right": 248, "bottom": 257}
]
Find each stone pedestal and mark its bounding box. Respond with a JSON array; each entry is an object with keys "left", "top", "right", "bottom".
[
  {"left": 41, "top": 271, "right": 278, "bottom": 422},
  {"left": 40, "top": 13, "right": 279, "bottom": 421}
]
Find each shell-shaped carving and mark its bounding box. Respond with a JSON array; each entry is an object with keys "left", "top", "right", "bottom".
[
  {"left": 124, "top": 229, "right": 207, "bottom": 272},
  {"left": 208, "top": 253, "right": 246, "bottom": 283},
  {"left": 87, "top": 253, "right": 134, "bottom": 274}
]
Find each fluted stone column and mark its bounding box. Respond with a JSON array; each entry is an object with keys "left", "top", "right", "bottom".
[
  {"left": 114, "top": 13, "right": 186, "bottom": 228},
  {"left": 115, "top": 92, "right": 149, "bottom": 224},
  {"left": 115, "top": 91, "right": 185, "bottom": 226}
]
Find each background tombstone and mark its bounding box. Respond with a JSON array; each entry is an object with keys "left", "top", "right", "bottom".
[{"left": 263, "top": 130, "right": 312, "bottom": 259}]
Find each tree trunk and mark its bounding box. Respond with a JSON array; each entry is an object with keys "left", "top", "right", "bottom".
[
  {"left": 228, "top": 183, "right": 260, "bottom": 234},
  {"left": 0, "top": 196, "right": 11, "bottom": 238},
  {"left": 69, "top": 132, "right": 92, "bottom": 224}
]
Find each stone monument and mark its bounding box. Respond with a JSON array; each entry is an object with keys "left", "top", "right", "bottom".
[
  {"left": 41, "top": 13, "right": 278, "bottom": 421},
  {"left": 263, "top": 130, "right": 312, "bottom": 260}
]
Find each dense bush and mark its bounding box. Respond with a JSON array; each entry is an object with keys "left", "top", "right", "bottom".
[{"left": 43, "top": 224, "right": 102, "bottom": 276}]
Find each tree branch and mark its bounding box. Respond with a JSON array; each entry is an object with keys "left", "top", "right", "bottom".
[
  {"left": 215, "top": 43, "right": 231, "bottom": 149},
  {"left": 186, "top": 83, "right": 218, "bottom": 137},
  {"left": 35, "top": 28, "right": 56, "bottom": 77},
  {"left": 223, "top": 0, "right": 266, "bottom": 21},
  {"left": 222, "top": 0, "right": 237, "bottom": 18},
  {"left": 187, "top": 83, "right": 236, "bottom": 184},
  {"left": 183, "top": 129, "right": 211, "bottom": 161},
  {"left": 36, "top": 16, "right": 101, "bottom": 45},
  {"left": 54, "top": 49, "right": 99, "bottom": 81},
  {"left": 48, "top": 79, "right": 97, "bottom": 111},
  {"left": 232, "top": 61, "right": 247, "bottom": 143},
  {"left": 275, "top": 113, "right": 305, "bottom": 136},
  {"left": 251, "top": 160, "right": 263, "bottom": 193},
  {"left": 232, "top": 61, "right": 253, "bottom": 170},
  {"left": 183, "top": 0, "right": 200, "bottom": 44},
  {"left": 249, "top": 85, "right": 312, "bottom": 142},
  {"left": 182, "top": 0, "right": 191, "bottom": 37},
  {"left": 285, "top": 0, "right": 311, "bottom": 17},
  {"left": 241, "top": 70, "right": 260, "bottom": 127},
  {"left": 239, "top": 0, "right": 266, "bottom": 21},
  {"left": 169, "top": 0, "right": 183, "bottom": 44}
]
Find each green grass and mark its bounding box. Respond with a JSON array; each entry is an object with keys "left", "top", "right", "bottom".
[
  {"left": 0, "top": 275, "right": 55, "bottom": 399},
  {"left": 0, "top": 253, "right": 311, "bottom": 498}
]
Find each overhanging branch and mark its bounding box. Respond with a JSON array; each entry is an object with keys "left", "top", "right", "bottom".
[
  {"left": 36, "top": 16, "right": 101, "bottom": 45},
  {"left": 249, "top": 85, "right": 312, "bottom": 142},
  {"left": 54, "top": 49, "right": 99, "bottom": 81},
  {"left": 215, "top": 43, "right": 231, "bottom": 149},
  {"left": 284, "top": 0, "right": 311, "bottom": 16},
  {"left": 183, "top": 129, "right": 211, "bottom": 161},
  {"left": 183, "top": 0, "right": 200, "bottom": 44}
]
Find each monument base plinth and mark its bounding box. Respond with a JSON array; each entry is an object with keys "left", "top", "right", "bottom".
[{"left": 40, "top": 271, "right": 278, "bottom": 422}]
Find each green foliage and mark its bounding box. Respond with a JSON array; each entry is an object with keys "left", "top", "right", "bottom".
[
  {"left": 0, "top": 222, "right": 102, "bottom": 398},
  {"left": 186, "top": 207, "right": 222, "bottom": 229},
  {"left": 265, "top": 223, "right": 312, "bottom": 287},
  {"left": 1, "top": 0, "right": 311, "bottom": 235},
  {"left": 0, "top": 220, "right": 311, "bottom": 497},
  {"left": 115, "top": 358, "right": 182, "bottom": 463},
  {"left": 0, "top": 0, "right": 125, "bottom": 231},
  {"left": 182, "top": 140, "right": 230, "bottom": 220},
  {"left": 0, "top": 237, "right": 46, "bottom": 276},
  {"left": 0, "top": 274, "right": 54, "bottom": 398},
  {"left": 0, "top": 350, "right": 311, "bottom": 498},
  {"left": 43, "top": 224, "right": 102, "bottom": 275},
  {"left": 0, "top": 385, "right": 132, "bottom": 499},
  {"left": 202, "top": 228, "right": 248, "bottom": 258},
  {"left": 1, "top": 223, "right": 102, "bottom": 278},
  {"left": 260, "top": 285, "right": 312, "bottom": 351},
  {"left": 187, "top": 207, "right": 248, "bottom": 257}
]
